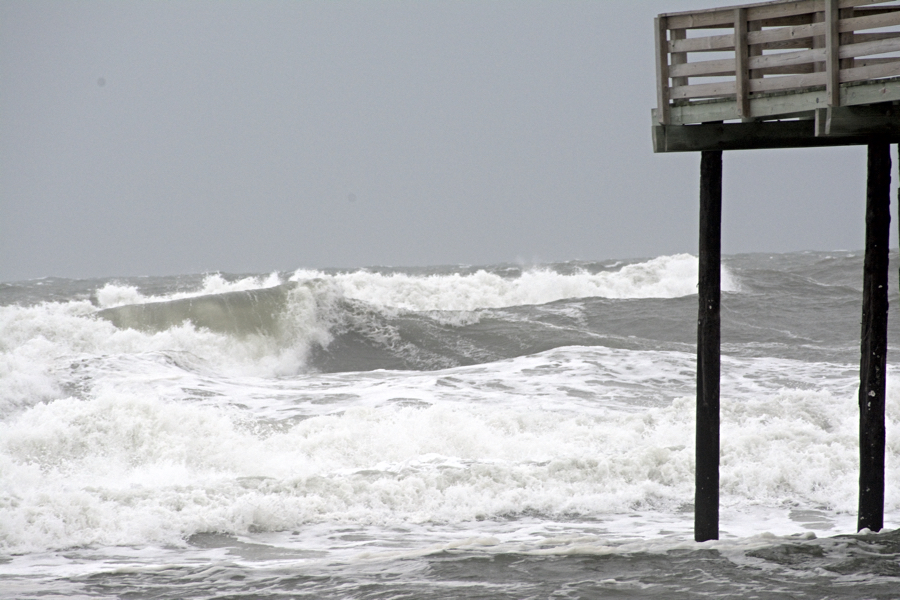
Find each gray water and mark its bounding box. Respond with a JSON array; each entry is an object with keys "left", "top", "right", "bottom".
[{"left": 1, "top": 251, "right": 898, "bottom": 598}]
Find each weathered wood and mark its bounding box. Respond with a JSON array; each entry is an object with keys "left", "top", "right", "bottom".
[
  {"left": 652, "top": 118, "right": 899, "bottom": 152},
  {"left": 670, "top": 33, "right": 735, "bottom": 54},
  {"left": 840, "top": 36, "right": 900, "bottom": 59},
  {"left": 840, "top": 7, "right": 856, "bottom": 71},
  {"left": 748, "top": 47, "right": 825, "bottom": 71},
  {"left": 740, "top": 59, "right": 900, "bottom": 94},
  {"left": 853, "top": 32, "right": 900, "bottom": 45},
  {"left": 664, "top": 0, "right": 879, "bottom": 30},
  {"left": 750, "top": 20, "right": 822, "bottom": 47},
  {"left": 666, "top": 41, "right": 900, "bottom": 82},
  {"left": 696, "top": 149, "right": 722, "bottom": 543},
  {"left": 841, "top": 60, "right": 900, "bottom": 84},
  {"left": 749, "top": 71, "right": 826, "bottom": 94},
  {"left": 663, "top": 0, "right": 891, "bottom": 29},
  {"left": 663, "top": 76, "right": 900, "bottom": 125},
  {"left": 671, "top": 29, "right": 689, "bottom": 88},
  {"left": 749, "top": 19, "right": 764, "bottom": 80},
  {"left": 656, "top": 16, "right": 671, "bottom": 125},
  {"left": 671, "top": 80, "right": 737, "bottom": 100},
  {"left": 827, "top": 0, "right": 841, "bottom": 106},
  {"left": 755, "top": 64, "right": 819, "bottom": 75},
  {"left": 655, "top": 0, "right": 900, "bottom": 126},
  {"left": 669, "top": 58, "right": 735, "bottom": 79},
  {"left": 668, "top": 9, "right": 900, "bottom": 55},
  {"left": 858, "top": 141, "right": 890, "bottom": 533},
  {"left": 854, "top": 56, "right": 900, "bottom": 66},
  {"left": 842, "top": 7, "right": 900, "bottom": 31},
  {"left": 818, "top": 103, "right": 900, "bottom": 137},
  {"left": 735, "top": 8, "right": 752, "bottom": 118}
]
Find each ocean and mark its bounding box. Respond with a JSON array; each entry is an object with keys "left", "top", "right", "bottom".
[{"left": 1, "top": 250, "right": 899, "bottom": 599}]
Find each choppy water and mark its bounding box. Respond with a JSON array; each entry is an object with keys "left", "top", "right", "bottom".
[{"left": 1, "top": 251, "right": 899, "bottom": 598}]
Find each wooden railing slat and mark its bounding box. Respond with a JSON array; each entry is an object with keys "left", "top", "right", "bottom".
[
  {"left": 841, "top": 8, "right": 900, "bottom": 31},
  {"left": 756, "top": 63, "right": 820, "bottom": 73},
  {"left": 854, "top": 55, "right": 900, "bottom": 64},
  {"left": 748, "top": 71, "right": 828, "bottom": 92},
  {"left": 841, "top": 58, "right": 900, "bottom": 81},
  {"left": 748, "top": 47, "right": 827, "bottom": 69},
  {"left": 854, "top": 31, "right": 900, "bottom": 44},
  {"left": 840, "top": 35, "right": 900, "bottom": 57},
  {"left": 670, "top": 80, "right": 738, "bottom": 100},
  {"left": 670, "top": 58, "right": 736, "bottom": 78},
  {"left": 748, "top": 20, "right": 823, "bottom": 46},
  {"left": 669, "top": 34, "right": 735, "bottom": 54}
]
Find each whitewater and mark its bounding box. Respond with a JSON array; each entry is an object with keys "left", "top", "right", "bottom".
[{"left": 1, "top": 251, "right": 899, "bottom": 599}]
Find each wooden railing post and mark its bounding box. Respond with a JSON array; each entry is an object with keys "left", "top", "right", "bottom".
[
  {"left": 696, "top": 149, "right": 722, "bottom": 543},
  {"left": 826, "top": 0, "right": 840, "bottom": 107},
  {"left": 734, "top": 8, "right": 750, "bottom": 119},
  {"left": 858, "top": 142, "right": 890, "bottom": 532},
  {"left": 655, "top": 16, "right": 671, "bottom": 125}
]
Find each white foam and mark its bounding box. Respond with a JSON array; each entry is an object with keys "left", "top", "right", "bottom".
[
  {"left": 1, "top": 346, "right": 895, "bottom": 555},
  {"left": 95, "top": 272, "right": 284, "bottom": 309},
  {"left": 291, "top": 254, "right": 738, "bottom": 312}
]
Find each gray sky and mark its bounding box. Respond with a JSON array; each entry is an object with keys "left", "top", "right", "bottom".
[{"left": 2, "top": 0, "right": 897, "bottom": 281}]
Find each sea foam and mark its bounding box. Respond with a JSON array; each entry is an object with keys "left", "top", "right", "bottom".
[
  {"left": 1, "top": 346, "right": 896, "bottom": 554},
  {"left": 292, "top": 254, "right": 738, "bottom": 312}
]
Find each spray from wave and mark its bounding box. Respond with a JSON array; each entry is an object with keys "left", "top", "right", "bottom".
[{"left": 291, "top": 254, "right": 737, "bottom": 312}]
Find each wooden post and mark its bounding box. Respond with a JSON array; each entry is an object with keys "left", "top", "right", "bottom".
[
  {"left": 655, "top": 16, "right": 671, "bottom": 125},
  {"left": 734, "top": 8, "right": 750, "bottom": 119},
  {"left": 696, "top": 149, "right": 722, "bottom": 542},
  {"left": 858, "top": 142, "right": 891, "bottom": 532},
  {"left": 825, "top": 0, "right": 840, "bottom": 107}
]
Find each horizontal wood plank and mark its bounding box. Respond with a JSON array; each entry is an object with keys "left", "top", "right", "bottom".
[
  {"left": 854, "top": 56, "right": 900, "bottom": 65},
  {"left": 670, "top": 58, "right": 736, "bottom": 78},
  {"left": 841, "top": 59, "right": 900, "bottom": 81},
  {"left": 748, "top": 47, "right": 826, "bottom": 69},
  {"left": 749, "top": 70, "right": 828, "bottom": 92},
  {"left": 670, "top": 34, "right": 734, "bottom": 53},
  {"left": 841, "top": 8, "right": 900, "bottom": 31},
  {"left": 839, "top": 36, "right": 900, "bottom": 59},
  {"left": 853, "top": 32, "right": 900, "bottom": 44},
  {"left": 670, "top": 80, "right": 738, "bottom": 100},
  {"left": 663, "top": 0, "right": 891, "bottom": 30}
]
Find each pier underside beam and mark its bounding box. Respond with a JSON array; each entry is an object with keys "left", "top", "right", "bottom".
[
  {"left": 858, "top": 142, "right": 891, "bottom": 533},
  {"left": 653, "top": 105, "right": 900, "bottom": 153},
  {"left": 696, "top": 149, "right": 722, "bottom": 543}
]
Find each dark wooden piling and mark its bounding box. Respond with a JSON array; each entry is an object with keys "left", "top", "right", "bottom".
[
  {"left": 858, "top": 142, "right": 891, "bottom": 533},
  {"left": 696, "top": 149, "right": 722, "bottom": 543}
]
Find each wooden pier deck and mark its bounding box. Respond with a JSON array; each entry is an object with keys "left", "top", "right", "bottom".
[{"left": 653, "top": 0, "right": 900, "bottom": 151}]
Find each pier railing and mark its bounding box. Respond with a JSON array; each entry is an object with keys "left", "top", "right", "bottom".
[{"left": 655, "top": 0, "right": 900, "bottom": 125}]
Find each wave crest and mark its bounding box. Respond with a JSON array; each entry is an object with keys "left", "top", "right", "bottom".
[{"left": 293, "top": 254, "right": 737, "bottom": 312}]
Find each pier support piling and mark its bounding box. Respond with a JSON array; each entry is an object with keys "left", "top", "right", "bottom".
[
  {"left": 696, "top": 149, "right": 722, "bottom": 543},
  {"left": 858, "top": 142, "right": 891, "bottom": 533}
]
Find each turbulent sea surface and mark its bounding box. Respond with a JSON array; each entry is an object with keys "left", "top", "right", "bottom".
[{"left": 1, "top": 251, "right": 899, "bottom": 599}]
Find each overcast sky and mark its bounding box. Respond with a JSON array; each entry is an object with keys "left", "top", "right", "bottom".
[{"left": 2, "top": 0, "right": 898, "bottom": 281}]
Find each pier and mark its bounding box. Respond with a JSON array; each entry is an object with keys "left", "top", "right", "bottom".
[{"left": 652, "top": 0, "right": 900, "bottom": 541}]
